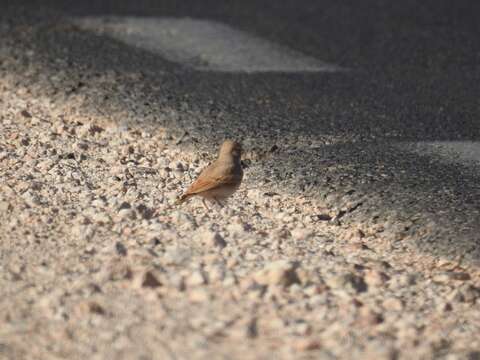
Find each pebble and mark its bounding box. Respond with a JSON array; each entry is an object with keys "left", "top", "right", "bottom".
[
  {"left": 186, "top": 271, "right": 207, "bottom": 287},
  {"left": 327, "top": 273, "right": 368, "bottom": 293},
  {"left": 188, "top": 288, "right": 211, "bottom": 303},
  {"left": 292, "top": 338, "right": 322, "bottom": 351},
  {"left": 382, "top": 297, "right": 404, "bottom": 311},
  {"left": 245, "top": 317, "right": 258, "bottom": 339},
  {"left": 172, "top": 211, "right": 198, "bottom": 230},
  {"left": 432, "top": 272, "right": 471, "bottom": 283},
  {"left": 253, "top": 260, "right": 300, "bottom": 287},
  {"left": 227, "top": 222, "right": 248, "bottom": 238},
  {"left": 207, "top": 266, "right": 225, "bottom": 283},
  {"left": 76, "top": 301, "right": 106, "bottom": 316},
  {"left": 0, "top": 201, "right": 11, "bottom": 213},
  {"left": 364, "top": 269, "right": 390, "bottom": 288},
  {"left": 290, "top": 320, "right": 311, "bottom": 336},
  {"left": 447, "top": 284, "right": 480, "bottom": 304},
  {"left": 91, "top": 211, "right": 111, "bottom": 224},
  {"left": 357, "top": 306, "right": 384, "bottom": 326},
  {"left": 100, "top": 260, "right": 133, "bottom": 282},
  {"left": 388, "top": 273, "right": 417, "bottom": 290},
  {"left": 200, "top": 230, "right": 227, "bottom": 249},
  {"left": 115, "top": 242, "right": 128, "bottom": 256},
  {"left": 223, "top": 275, "right": 237, "bottom": 287},
  {"left": 291, "top": 228, "right": 314, "bottom": 241},
  {"left": 134, "top": 270, "right": 162, "bottom": 288},
  {"left": 435, "top": 300, "right": 453, "bottom": 313}
]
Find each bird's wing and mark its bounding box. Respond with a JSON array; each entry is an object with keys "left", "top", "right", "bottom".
[{"left": 184, "top": 164, "right": 238, "bottom": 195}]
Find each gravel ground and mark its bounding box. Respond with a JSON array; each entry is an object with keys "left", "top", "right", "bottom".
[{"left": 1, "top": 5, "right": 480, "bottom": 360}]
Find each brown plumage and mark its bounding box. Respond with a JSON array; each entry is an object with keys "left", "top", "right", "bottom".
[{"left": 176, "top": 140, "right": 243, "bottom": 207}]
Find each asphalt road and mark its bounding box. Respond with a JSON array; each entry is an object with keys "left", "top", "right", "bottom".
[
  {"left": 2, "top": 1, "right": 480, "bottom": 359},
  {"left": 3, "top": 0, "right": 480, "bottom": 263}
]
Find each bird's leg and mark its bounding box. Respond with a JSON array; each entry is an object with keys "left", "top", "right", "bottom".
[
  {"left": 214, "top": 198, "right": 224, "bottom": 208},
  {"left": 202, "top": 198, "right": 210, "bottom": 210}
]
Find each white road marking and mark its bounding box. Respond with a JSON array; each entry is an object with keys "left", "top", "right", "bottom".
[
  {"left": 74, "top": 16, "right": 343, "bottom": 73},
  {"left": 397, "top": 141, "right": 480, "bottom": 167}
]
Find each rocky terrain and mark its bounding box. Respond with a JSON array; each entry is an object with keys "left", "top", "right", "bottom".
[{"left": 1, "top": 5, "right": 480, "bottom": 360}]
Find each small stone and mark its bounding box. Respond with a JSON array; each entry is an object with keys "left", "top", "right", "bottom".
[
  {"left": 311, "top": 214, "right": 332, "bottom": 222},
  {"left": 76, "top": 141, "right": 89, "bottom": 151},
  {"left": 270, "top": 228, "right": 290, "bottom": 240},
  {"left": 223, "top": 275, "right": 237, "bottom": 286},
  {"left": 289, "top": 283, "right": 303, "bottom": 295},
  {"left": 102, "top": 260, "right": 133, "bottom": 281},
  {"left": 135, "top": 270, "right": 162, "bottom": 288},
  {"left": 436, "top": 300, "right": 453, "bottom": 313},
  {"left": 227, "top": 222, "right": 248, "bottom": 238},
  {"left": 290, "top": 320, "right": 311, "bottom": 336},
  {"left": 87, "top": 302, "right": 105, "bottom": 315},
  {"left": 118, "top": 202, "right": 132, "bottom": 210},
  {"left": 91, "top": 211, "right": 111, "bottom": 224},
  {"left": 357, "top": 307, "right": 383, "bottom": 326},
  {"left": 201, "top": 230, "right": 227, "bottom": 249},
  {"left": 344, "top": 228, "right": 366, "bottom": 241},
  {"left": 327, "top": 273, "right": 368, "bottom": 293},
  {"left": 188, "top": 288, "right": 211, "bottom": 303},
  {"left": 382, "top": 297, "right": 404, "bottom": 311},
  {"left": 168, "top": 274, "right": 186, "bottom": 291},
  {"left": 388, "top": 273, "right": 416, "bottom": 290},
  {"left": 447, "top": 284, "right": 480, "bottom": 304},
  {"left": 186, "top": 271, "right": 207, "bottom": 287},
  {"left": 20, "top": 137, "right": 30, "bottom": 146},
  {"left": 0, "top": 201, "right": 12, "bottom": 213},
  {"left": 467, "top": 351, "right": 480, "bottom": 360},
  {"left": 36, "top": 159, "right": 55, "bottom": 173},
  {"left": 122, "top": 227, "right": 133, "bottom": 236},
  {"left": 361, "top": 345, "right": 398, "bottom": 360},
  {"left": 364, "top": 269, "right": 390, "bottom": 287},
  {"left": 432, "top": 272, "right": 471, "bottom": 283},
  {"left": 253, "top": 260, "right": 300, "bottom": 287},
  {"left": 164, "top": 246, "right": 192, "bottom": 265},
  {"left": 246, "top": 283, "right": 267, "bottom": 301},
  {"left": 84, "top": 245, "right": 96, "bottom": 255},
  {"left": 292, "top": 338, "right": 321, "bottom": 351},
  {"left": 76, "top": 301, "right": 106, "bottom": 316},
  {"left": 173, "top": 211, "right": 198, "bottom": 230},
  {"left": 115, "top": 242, "right": 127, "bottom": 256},
  {"left": 89, "top": 124, "right": 105, "bottom": 135},
  {"left": 136, "top": 204, "right": 155, "bottom": 220},
  {"left": 171, "top": 161, "right": 185, "bottom": 173},
  {"left": 149, "top": 237, "right": 161, "bottom": 247},
  {"left": 118, "top": 208, "right": 136, "bottom": 220},
  {"left": 245, "top": 317, "right": 258, "bottom": 339},
  {"left": 304, "top": 284, "right": 327, "bottom": 296},
  {"left": 21, "top": 109, "right": 32, "bottom": 118},
  {"left": 291, "top": 228, "right": 314, "bottom": 241},
  {"left": 91, "top": 199, "right": 105, "bottom": 208},
  {"left": 346, "top": 242, "right": 371, "bottom": 252}
]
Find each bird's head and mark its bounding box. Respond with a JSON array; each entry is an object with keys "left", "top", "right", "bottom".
[{"left": 219, "top": 139, "right": 242, "bottom": 161}]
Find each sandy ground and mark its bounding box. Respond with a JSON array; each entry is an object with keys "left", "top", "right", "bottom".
[{"left": 1, "top": 3, "right": 480, "bottom": 360}]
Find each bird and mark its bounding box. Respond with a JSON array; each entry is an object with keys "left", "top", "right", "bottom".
[{"left": 176, "top": 140, "right": 243, "bottom": 208}]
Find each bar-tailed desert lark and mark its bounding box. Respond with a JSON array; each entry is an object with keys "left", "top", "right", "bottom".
[{"left": 176, "top": 140, "right": 243, "bottom": 208}]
